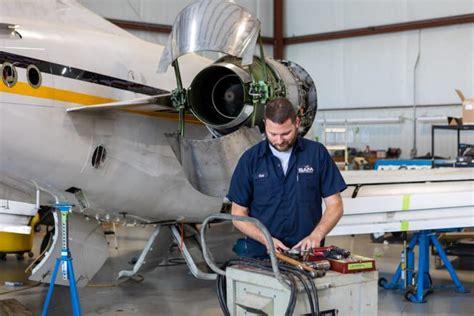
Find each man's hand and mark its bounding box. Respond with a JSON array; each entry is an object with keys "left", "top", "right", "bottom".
[
  {"left": 292, "top": 193, "right": 343, "bottom": 253},
  {"left": 268, "top": 237, "right": 289, "bottom": 253},
  {"left": 292, "top": 231, "right": 324, "bottom": 252},
  {"left": 231, "top": 202, "right": 290, "bottom": 254}
]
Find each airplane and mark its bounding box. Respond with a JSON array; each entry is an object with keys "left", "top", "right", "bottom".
[
  {"left": 0, "top": 0, "right": 318, "bottom": 285},
  {"left": 1, "top": 0, "right": 472, "bottom": 289}
]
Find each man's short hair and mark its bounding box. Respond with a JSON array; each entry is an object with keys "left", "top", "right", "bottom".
[{"left": 264, "top": 98, "right": 297, "bottom": 124}]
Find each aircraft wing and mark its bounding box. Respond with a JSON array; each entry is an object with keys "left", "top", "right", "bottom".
[{"left": 67, "top": 93, "right": 174, "bottom": 113}]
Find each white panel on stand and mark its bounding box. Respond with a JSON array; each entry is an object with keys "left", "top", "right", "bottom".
[{"left": 326, "top": 169, "right": 474, "bottom": 236}]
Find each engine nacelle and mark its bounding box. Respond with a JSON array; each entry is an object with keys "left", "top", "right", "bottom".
[
  {"left": 159, "top": 0, "right": 319, "bottom": 197},
  {"left": 188, "top": 56, "right": 317, "bottom": 136}
]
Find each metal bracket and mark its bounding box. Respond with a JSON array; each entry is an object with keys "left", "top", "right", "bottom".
[
  {"left": 117, "top": 225, "right": 161, "bottom": 279},
  {"left": 170, "top": 59, "right": 187, "bottom": 136}
]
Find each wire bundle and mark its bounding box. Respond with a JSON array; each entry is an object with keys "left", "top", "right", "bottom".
[{"left": 216, "top": 257, "right": 320, "bottom": 316}]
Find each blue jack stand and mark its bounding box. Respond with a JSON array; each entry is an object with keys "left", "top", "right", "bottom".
[
  {"left": 379, "top": 230, "right": 469, "bottom": 303},
  {"left": 41, "top": 203, "right": 82, "bottom": 316}
]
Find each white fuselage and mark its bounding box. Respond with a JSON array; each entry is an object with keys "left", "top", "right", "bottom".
[{"left": 0, "top": 3, "right": 223, "bottom": 222}]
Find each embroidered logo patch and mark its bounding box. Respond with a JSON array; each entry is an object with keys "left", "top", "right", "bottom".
[
  {"left": 298, "top": 165, "right": 314, "bottom": 174},
  {"left": 257, "top": 173, "right": 266, "bottom": 178}
]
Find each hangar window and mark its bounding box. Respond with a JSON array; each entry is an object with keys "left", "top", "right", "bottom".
[
  {"left": 1, "top": 62, "right": 17, "bottom": 88},
  {"left": 27, "top": 64, "right": 42, "bottom": 88},
  {"left": 92, "top": 145, "right": 107, "bottom": 169}
]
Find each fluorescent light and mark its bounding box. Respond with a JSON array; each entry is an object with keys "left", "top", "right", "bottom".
[
  {"left": 315, "top": 116, "right": 403, "bottom": 125},
  {"left": 417, "top": 116, "right": 447, "bottom": 123}
]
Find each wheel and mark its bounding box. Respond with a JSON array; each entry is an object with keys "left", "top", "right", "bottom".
[
  {"left": 405, "top": 289, "right": 426, "bottom": 303},
  {"left": 0, "top": 253, "right": 6, "bottom": 261},
  {"left": 404, "top": 290, "right": 416, "bottom": 302},
  {"left": 28, "top": 251, "right": 34, "bottom": 258},
  {"left": 16, "top": 253, "right": 25, "bottom": 261},
  {"left": 378, "top": 277, "right": 388, "bottom": 288}
]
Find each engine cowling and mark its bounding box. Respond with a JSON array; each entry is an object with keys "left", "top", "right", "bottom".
[
  {"left": 187, "top": 56, "right": 317, "bottom": 136},
  {"left": 160, "top": 0, "right": 319, "bottom": 197}
]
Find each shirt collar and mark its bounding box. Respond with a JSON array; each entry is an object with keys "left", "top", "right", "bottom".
[{"left": 257, "top": 136, "right": 304, "bottom": 158}]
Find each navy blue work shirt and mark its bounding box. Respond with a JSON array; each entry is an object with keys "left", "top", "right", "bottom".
[{"left": 226, "top": 136, "right": 347, "bottom": 257}]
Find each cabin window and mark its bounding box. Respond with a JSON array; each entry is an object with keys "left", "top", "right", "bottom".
[
  {"left": 1, "top": 62, "right": 17, "bottom": 88},
  {"left": 27, "top": 64, "right": 42, "bottom": 88},
  {"left": 92, "top": 145, "right": 107, "bottom": 169}
]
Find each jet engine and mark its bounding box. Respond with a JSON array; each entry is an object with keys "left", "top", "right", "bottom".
[
  {"left": 188, "top": 56, "right": 317, "bottom": 137},
  {"left": 159, "top": 0, "right": 318, "bottom": 197}
]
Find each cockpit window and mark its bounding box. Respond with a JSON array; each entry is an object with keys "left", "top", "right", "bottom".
[
  {"left": 27, "top": 64, "right": 42, "bottom": 88},
  {"left": 1, "top": 62, "right": 17, "bottom": 88}
]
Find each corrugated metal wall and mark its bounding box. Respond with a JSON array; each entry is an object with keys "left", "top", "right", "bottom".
[{"left": 79, "top": 0, "right": 474, "bottom": 159}]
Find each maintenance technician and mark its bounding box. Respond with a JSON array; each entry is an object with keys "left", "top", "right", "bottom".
[{"left": 227, "top": 98, "right": 347, "bottom": 257}]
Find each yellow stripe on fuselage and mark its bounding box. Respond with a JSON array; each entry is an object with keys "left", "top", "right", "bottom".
[
  {"left": 0, "top": 81, "right": 115, "bottom": 104},
  {"left": 0, "top": 81, "right": 202, "bottom": 124}
]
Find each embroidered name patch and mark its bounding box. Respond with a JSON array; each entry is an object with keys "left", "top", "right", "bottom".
[
  {"left": 256, "top": 172, "right": 268, "bottom": 179},
  {"left": 298, "top": 165, "right": 314, "bottom": 174}
]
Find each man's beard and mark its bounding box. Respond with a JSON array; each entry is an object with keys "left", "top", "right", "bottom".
[{"left": 268, "top": 134, "right": 297, "bottom": 152}]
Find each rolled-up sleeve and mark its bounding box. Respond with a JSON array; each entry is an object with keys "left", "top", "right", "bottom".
[{"left": 319, "top": 146, "right": 347, "bottom": 198}]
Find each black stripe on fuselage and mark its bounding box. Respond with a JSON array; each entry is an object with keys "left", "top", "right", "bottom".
[{"left": 0, "top": 50, "right": 168, "bottom": 96}]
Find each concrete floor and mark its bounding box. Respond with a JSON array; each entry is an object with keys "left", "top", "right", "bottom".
[{"left": 1, "top": 223, "right": 473, "bottom": 315}]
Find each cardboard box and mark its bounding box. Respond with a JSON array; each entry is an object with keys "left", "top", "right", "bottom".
[
  {"left": 455, "top": 89, "right": 474, "bottom": 125},
  {"left": 448, "top": 116, "right": 463, "bottom": 126}
]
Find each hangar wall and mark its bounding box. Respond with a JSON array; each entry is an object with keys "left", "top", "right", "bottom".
[{"left": 79, "top": 0, "right": 474, "bottom": 159}]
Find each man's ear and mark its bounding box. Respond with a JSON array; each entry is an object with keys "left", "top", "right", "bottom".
[{"left": 295, "top": 117, "right": 301, "bottom": 129}]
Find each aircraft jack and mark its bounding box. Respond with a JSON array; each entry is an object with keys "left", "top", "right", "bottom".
[
  {"left": 378, "top": 230, "right": 469, "bottom": 303},
  {"left": 41, "top": 203, "right": 82, "bottom": 316}
]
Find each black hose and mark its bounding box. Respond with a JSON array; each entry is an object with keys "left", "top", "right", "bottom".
[
  {"left": 277, "top": 263, "right": 318, "bottom": 316},
  {"left": 285, "top": 265, "right": 316, "bottom": 315},
  {"left": 216, "top": 274, "right": 230, "bottom": 316}
]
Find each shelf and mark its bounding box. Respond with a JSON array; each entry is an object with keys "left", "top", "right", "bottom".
[
  {"left": 432, "top": 125, "right": 474, "bottom": 131},
  {"left": 431, "top": 125, "right": 474, "bottom": 167}
]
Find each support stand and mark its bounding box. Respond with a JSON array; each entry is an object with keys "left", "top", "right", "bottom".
[
  {"left": 379, "top": 230, "right": 469, "bottom": 303},
  {"left": 41, "top": 203, "right": 82, "bottom": 316}
]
